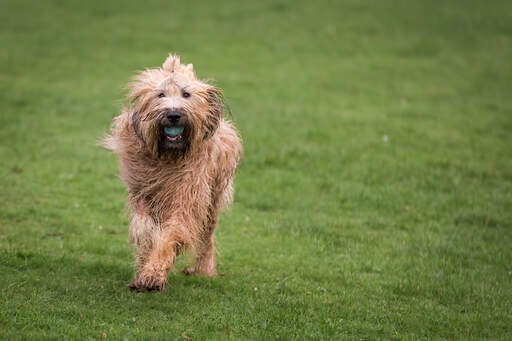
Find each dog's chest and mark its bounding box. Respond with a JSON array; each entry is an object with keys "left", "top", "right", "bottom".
[{"left": 159, "top": 166, "right": 212, "bottom": 208}]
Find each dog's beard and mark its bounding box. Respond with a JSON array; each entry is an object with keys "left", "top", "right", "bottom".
[{"left": 135, "top": 112, "right": 193, "bottom": 158}]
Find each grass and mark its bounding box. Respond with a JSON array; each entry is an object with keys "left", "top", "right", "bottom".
[{"left": 1, "top": 0, "right": 511, "bottom": 339}]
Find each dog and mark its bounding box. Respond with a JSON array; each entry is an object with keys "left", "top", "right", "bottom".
[{"left": 104, "top": 54, "right": 242, "bottom": 291}]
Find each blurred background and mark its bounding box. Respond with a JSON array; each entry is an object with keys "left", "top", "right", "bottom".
[{"left": 1, "top": 0, "right": 511, "bottom": 339}]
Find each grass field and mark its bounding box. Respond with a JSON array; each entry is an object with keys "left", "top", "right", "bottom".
[{"left": 1, "top": 0, "right": 511, "bottom": 339}]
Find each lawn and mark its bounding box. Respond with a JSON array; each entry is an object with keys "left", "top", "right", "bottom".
[{"left": 1, "top": 0, "right": 511, "bottom": 339}]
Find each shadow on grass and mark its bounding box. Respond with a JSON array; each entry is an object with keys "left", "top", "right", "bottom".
[{"left": 1, "top": 248, "right": 239, "bottom": 304}]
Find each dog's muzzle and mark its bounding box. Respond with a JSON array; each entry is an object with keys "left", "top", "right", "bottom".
[{"left": 162, "top": 110, "right": 187, "bottom": 145}]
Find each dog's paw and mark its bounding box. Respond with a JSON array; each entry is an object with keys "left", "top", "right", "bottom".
[
  {"left": 128, "top": 278, "right": 165, "bottom": 292},
  {"left": 129, "top": 270, "right": 167, "bottom": 292}
]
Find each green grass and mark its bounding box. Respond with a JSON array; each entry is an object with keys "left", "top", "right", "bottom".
[{"left": 1, "top": 0, "right": 511, "bottom": 339}]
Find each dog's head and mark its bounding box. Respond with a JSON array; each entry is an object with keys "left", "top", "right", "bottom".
[{"left": 127, "top": 54, "right": 224, "bottom": 157}]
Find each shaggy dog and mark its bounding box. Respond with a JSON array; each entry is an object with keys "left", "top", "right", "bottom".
[{"left": 104, "top": 54, "right": 242, "bottom": 291}]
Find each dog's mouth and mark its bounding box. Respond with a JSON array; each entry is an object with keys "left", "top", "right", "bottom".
[
  {"left": 161, "top": 124, "right": 189, "bottom": 151},
  {"left": 159, "top": 111, "right": 189, "bottom": 151},
  {"left": 164, "top": 126, "right": 185, "bottom": 143}
]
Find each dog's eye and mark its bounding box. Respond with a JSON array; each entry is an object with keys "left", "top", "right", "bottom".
[
  {"left": 182, "top": 92, "right": 191, "bottom": 98},
  {"left": 158, "top": 93, "right": 165, "bottom": 98}
]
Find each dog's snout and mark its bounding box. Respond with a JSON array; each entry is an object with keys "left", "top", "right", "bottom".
[{"left": 166, "top": 110, "right": 181, "bottom": 123}]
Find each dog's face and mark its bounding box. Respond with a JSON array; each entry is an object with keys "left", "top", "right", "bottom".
[{"left": 128, "top": 55, "right": 223, "bottom": 156}]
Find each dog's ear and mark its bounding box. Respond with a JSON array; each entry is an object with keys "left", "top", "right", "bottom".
[
  {"left": 203, "top": 85, "right": 223, "bottom": 140},
  {"left": 131, "top": 111, "right": 145, "bottom": 144},
  {"left": 182, "top": 64, "right": 196, "bottom": 78}
]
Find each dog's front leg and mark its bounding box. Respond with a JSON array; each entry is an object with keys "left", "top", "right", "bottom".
[
  {"left": 128, "top": 210, "right": 158, "bottom": 278},
  {"left": 130, "top": 221, "right": 183, "bottom": 291}
]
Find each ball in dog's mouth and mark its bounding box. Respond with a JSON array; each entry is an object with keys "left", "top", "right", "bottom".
[{"left": 164, "top": 126, "right": 185, "bottom": 142}]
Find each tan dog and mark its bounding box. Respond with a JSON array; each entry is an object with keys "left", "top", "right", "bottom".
[{"left": 105, "top": 54, "right": 242, "bottom": 291}]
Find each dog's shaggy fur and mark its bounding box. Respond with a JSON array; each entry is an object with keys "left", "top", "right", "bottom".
[{"left": 104, "top": 54, "right": 242, "bottom": 291}]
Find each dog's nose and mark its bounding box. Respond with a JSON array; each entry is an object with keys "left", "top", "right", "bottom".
[{"left": 166, "top": 110, "right": 181, "bottom": 123}]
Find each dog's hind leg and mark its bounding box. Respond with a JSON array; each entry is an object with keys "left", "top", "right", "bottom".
[
  {"left": 184, "top": 180, "right": 232, "bottom": 277},
  {"left": 183, "top": 212, "right": 219, "bottom": 277}
]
